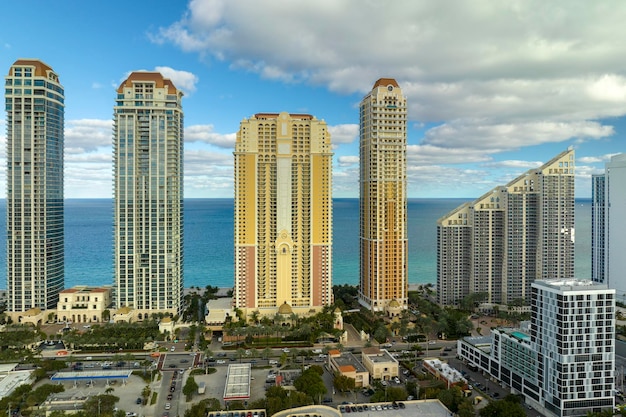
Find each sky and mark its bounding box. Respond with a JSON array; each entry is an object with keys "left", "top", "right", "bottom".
[{"left": 1, "top": 0, "right": 625, "bottom": 199}]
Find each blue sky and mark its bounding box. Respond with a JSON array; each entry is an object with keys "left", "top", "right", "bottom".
[{"left": 1, "top": 0, "right": 625, "bottom": 198}]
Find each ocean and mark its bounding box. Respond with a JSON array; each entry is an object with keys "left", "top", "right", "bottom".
[{"left": 0, "top": 198, "right": 592, "bottom": 290}]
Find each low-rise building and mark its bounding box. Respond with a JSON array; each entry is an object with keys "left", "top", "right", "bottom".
[
  {"left": 361, "top": 347, "right": 399, "bottom": 381},
  {"left": 329, "top": 351, "right": 369, "bottom": 388},
  {"left": 56, "top": 286, "right": 112, "bottom": 323},
  {"left": 422, "top": 358, "right": 466, "bottom": 388},
  {"left": 205, "top": 297, "right": 239, "bottom": 331}
]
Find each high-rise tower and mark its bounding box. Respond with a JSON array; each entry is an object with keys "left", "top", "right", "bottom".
[
  {"left": 234, "top": 112, "right": 333, "bottom": 318},
  {"left": 437, "top": 148, "right": 575, "bottom": 307},
  {"left": 113, "top": 72, "right": 184, "bottom": 316},
  {"left": 5, "top": 59, "right": 64, "bottom": 312},
  {"left": 358, "top": 79, "right": 408, "bottom": 312},
  {"left": 592, "top": 154, "right": 626, "bottom": 299}
]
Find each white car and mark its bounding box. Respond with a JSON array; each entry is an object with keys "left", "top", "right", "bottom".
[
  {"left": 216, "top": 360, "right": 226, "bottom": 364},
  {"left": 282, "top": 348, "right": 290, "bottom": 353},
  {"left": 165, "top": 403, "right": 171, "bottom": 410}
]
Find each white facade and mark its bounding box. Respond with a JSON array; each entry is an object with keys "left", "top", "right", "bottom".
[
  {"left": 531, "top": 280, "right": 615, "bottom": 416},
  {"left": 113, "top": 72, "right": 184, "bottom": 317},
  {"left": 592, "top": 154, "right": 626, "bottom": 301},
  {"left": 458, "top": 279, "right": 615, "bottom": 417}
]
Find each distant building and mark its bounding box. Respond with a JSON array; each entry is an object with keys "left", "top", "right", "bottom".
[
  {"left": 437, "top": 148, "right": 575, "bottom": 307},
  {"left": 5, "top": 59, "right": 64, "bottom": 313},
  {"left": 113, "top": 72, "right": 184, "bottom": 317},
  {"left": 458, "top": 279, "right": 615, "bottom": 417},
  {"left": 592, "top": 154, "right": 626, "bottom": 300},
  {"left": 233, "top": 112, "right": 333, "bottom": 318},
  {"left": 358, "top": 78, "right": 408, "bottom": 312}
]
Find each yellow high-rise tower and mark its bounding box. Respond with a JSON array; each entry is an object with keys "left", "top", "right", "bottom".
[
  {"left": 358, "top": 79, "right": 408, "bottom": 312},
  {"left": 234, "top": 112, "right": 333, "bottom": 319}
]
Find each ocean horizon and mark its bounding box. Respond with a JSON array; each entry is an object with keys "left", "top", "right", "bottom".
[{"left": 0, "top": 198, "right": 593, "bottom": 291}]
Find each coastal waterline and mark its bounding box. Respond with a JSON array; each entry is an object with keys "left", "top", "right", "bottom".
[{"left": 0, "top": 198, "right": 592, "bottom": 290}]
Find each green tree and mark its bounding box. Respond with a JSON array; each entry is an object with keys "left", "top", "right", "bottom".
[
  {"left": 183, "top": 376, "right": 199, "bottom": 401},
  {"left": 294, "top": 368, "right": 327, "bottom": 403},
  {"left": 479, "top": 397, "right": 525, "bottom": 417},
  {"left": 457, "top": 400, "right": 475, "bottom": 417},
  {"left": 437, "top": 386, "right": 464, "bottom": 413},
  {"left": 370, "top": 386, "right": 406, "bottom": 402},
  {"left": 333, "top": 374, "right": 355, "bottom": 393},
  {"left": 83, "top": 394, "right": 119, "bottom": 417},
  {"left": 26, "top": 384, "right": 64, "bottom": 407}
]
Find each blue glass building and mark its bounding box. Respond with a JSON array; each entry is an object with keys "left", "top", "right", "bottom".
[{"left": 5, "top": 59, "right": 64, "bottom": 311}]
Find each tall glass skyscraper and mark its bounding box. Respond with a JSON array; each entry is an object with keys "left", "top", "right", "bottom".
[
  {"left": 113, "top": 72, "right": 184, "bottom": 317},
  {"left": 358, "top": 78, "right": 408, "bottom": 312},
  {"left": 5, "top": 59, "right": 65, "bottom": 312}
]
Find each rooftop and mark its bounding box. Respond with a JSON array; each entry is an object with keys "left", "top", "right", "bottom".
[
  {"left": 333, "top": 352, "right": 368, "bottom": 373},
  {"left": 223, "top": 363, "right": 251, "bottom": 400}
]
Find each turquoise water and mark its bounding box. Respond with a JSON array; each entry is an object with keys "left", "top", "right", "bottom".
[
  {"left": 0, "top": 198, "right": 592, "bottom": 289},
  {"left": 511, "top": 331, "right": 530, "bottom": 340}
]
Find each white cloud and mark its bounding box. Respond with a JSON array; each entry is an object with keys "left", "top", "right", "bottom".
[
  {"left": 120, "top": 67, "right": 199, "bottom": 96},
  {"left": 154, "top": 66, "right": 199, "bottom": 95},
  {"left": 482, "top": 160, "right": 544, "bottom": 170},
  {"left": 152, "top": 0, "right": 626, "bottom": 157},
  {"left": 65, "top": 119, "right": 113, "bottom": 154},
  {"left": 337, "top": 156, "right": 358, "bottom": 167},
  {"left": 577, "top": 153, "right": 620, "bottom": 164},
  {"left": 328, "top": 124, "right": 358, "bottom": 144},
  {"left": 422, "top": 120, "right": 613, "bottom": 152},
  {"left": 407, "top": 144, "right": 493, "bottom": 165},
  {"left": 185, "top": 124, "right": 236, "bottom": 148}
]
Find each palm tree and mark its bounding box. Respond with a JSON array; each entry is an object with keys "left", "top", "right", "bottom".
[
  {"left": 289, "top": 313, "right": 299, "bottom": 328},
  {"left": 262, "top": 347, "right": 272, "bottom": 360},
  {"left": 249, "top": 310, "right": 261, "bottom": 325}
]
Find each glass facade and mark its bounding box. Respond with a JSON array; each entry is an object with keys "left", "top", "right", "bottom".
[
  {"left": 5, "top": 59, "right": 64, "bottom": 312},
  {"left": 113, "top": 73, "right": 184, "bottom": 316}
]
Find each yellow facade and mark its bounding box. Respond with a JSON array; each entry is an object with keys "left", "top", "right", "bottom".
[
  {"left": 234, "top": 112, "right": 333, "bottom": 318},
  {"left": 359, "top": 79, "right": 408, "bottom": 312}
]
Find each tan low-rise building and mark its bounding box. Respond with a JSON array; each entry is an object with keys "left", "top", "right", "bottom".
[
  {"left": 361, "top": 347, "right": 399, "bottom": 381},
  {"left": 56, "top": 286, "right": 112, "bottom": 324},
  {"left": 328, "top": 350, "right": 370, "bottom": 388}
]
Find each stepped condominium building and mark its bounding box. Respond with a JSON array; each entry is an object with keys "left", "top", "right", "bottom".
[
  {"left": 234, "top": 112, "right": 333, "bottom": 318},
  {"left": 592, "top": 154, "right": 626, "bottom": 299},
  {"left": 437, "top": 148, "right": 575, "bottom": 307},
  {"left": 458, "top": 279, "right": 615, "bottom": 417},
  {"left": 358, "top": 78, "right": 408, "bottom": 312},
  {"left": 113, "top": 72, "right": 184, "bottom": 317},
  {"left": 5, "top": 59, "right": 64, "bottom": 312}
]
